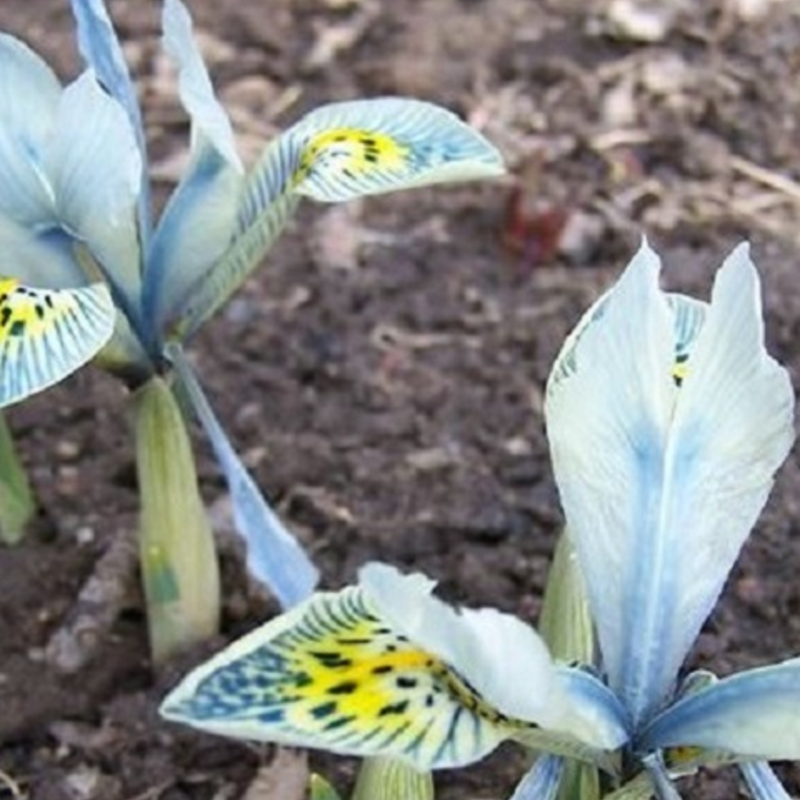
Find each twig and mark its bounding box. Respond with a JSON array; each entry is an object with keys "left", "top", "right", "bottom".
[
  {"left": 731, "top": 155, "right": 800, "bottom": 205},
  {"left": 45, "top": 530, "right": 138, "bottom": 673},
  {"left": 0, "top": 770, "right": 24, "bottom": 800}
]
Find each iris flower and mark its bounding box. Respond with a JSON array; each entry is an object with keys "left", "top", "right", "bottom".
[
  {"left": 162, "top": 241, "right": 799, "bottom": 798},
  {"left": 0, "top": 0, "right": 503, "bottom": 650}
]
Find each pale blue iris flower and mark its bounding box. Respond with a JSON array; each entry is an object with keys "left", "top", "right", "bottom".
[
  {"left": 0, "top": 0, "right": 503, "bottom": 605},
  {"left": 162, "top": 241, "right": 800, "bottom": 799}
]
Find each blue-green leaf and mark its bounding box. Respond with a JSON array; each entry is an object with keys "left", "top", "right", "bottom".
[{"left": 168, "top": 344, "right": 318, "bottom": 607}]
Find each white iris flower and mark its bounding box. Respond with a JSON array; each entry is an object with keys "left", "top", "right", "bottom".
[
  {"left": 0, "top": 0, "right": 504, "bottom": 606},
  {"left": 162, "top": 241, "right": 799, "bottom": 799}
]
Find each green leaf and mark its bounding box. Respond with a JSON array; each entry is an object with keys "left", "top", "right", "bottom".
[
  {"left": 538, "top": 532, "right": 601, "bottom": 800},
  {"left": 0, "top": 410, "right": 35, "bottom": 544},
  {"left": 602, "top": 773, "right": 654, "bottom": 800},
  {"left": 557, "top": 761, "right": 600, "bottom": 800},
  {"left": 539, "top": 530, "right": 595, "bottom": 664},
  {"left": 134, "top": 375, "right": 220, "bottom": 662},
  {"left": 309, "top": 774, "right": 343, "bottom": 800},
  {"left": 352, "top": 758, "right": 434, "bottom": 800}
]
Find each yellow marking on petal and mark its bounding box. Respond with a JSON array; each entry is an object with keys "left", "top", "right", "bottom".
[
  {"left": 666, "top": 745, "right": 704, "bottom": 764},
  {"left": 162, "top": 588, "right": 518, "bottom": 768},
  {"left": 673, "top": 353, "right": 689, "bottom": 386},
  {"left": 293, "top": 127, "right": 411, "bottom": 186},
  {"left": 0, "top": 278, "right": 115, "bottom": 407}
]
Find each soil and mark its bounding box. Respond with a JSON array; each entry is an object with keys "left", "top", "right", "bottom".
[{"left": 1, "top": 0, "right": 800, "bottom": 798}]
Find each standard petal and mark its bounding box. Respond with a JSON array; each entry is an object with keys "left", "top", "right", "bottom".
[
  {"left": 161, "top": 0, "right": 242, "bottom": 170},
  {"left": 144, "top": 0, "right": 245, "bottom": 332},
  {"left": 508, "top": 755, "right": 564, "bottom": 800},
  {"left": 545, "top": 239, "right": 676, "bottom": 724},
  {"left": 638, "top": 658, "right": 800, "bottom": 760},
  {"left": 160, "top": 583, "right": 518, "bottom": 769},
  {"left": 145, "top": 148, "right": 242, "bottom": 334},
  {"left": 545, "top": 241, "right": 794, "bottom": 726},
  {"left": 70, "top": 0, "right": 151, "bottom": 241},
  {"left": 47, "top": 71, "right": 143, "bottom": 303},
  {"left": 0, "top": 35, "right": 60, "bottom": 226},
  {"left": 656, "top": 244, "right": 794, "bottom": 681},
  {"left": 168, "top": 344, "right": 318, "bottom": 607},
  {"left": 0, "top": 278, "right": 115, "bottom": 407},
  {"left": 0, "top": 217, "right": 86, "bottom": 288}
]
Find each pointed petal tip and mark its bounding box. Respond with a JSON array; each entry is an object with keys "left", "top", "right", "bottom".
[{"left": 161, "top": 0, "right": 242, "bottom": 172}]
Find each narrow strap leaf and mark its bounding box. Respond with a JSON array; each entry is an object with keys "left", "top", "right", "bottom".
[
  {"left": 641, "top": 753, "right": 683, "bottom": 800},
  {"left": 167, "top": 343, "right": 318, "bottom": 607},
  {"left": 160, "top": 585, "right": 518, "bottom": 769},
  {"left": 739, "top": 762, "right": 794, "bottom": 800},
  {"left": 508, "top": 755, "right": 564, "bottom": 800},
  {"left": 0, "top": 277, "right": 115, "bottom": 407}
]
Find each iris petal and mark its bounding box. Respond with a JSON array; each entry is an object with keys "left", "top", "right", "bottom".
[
  {"left": 639, "top": 658, "right": 800, "bottom": 759},
  {"left": 0, "top": 34, "right": 60, "bottom": 227},
  {"left": 546, "top": 241, "right": 794, "bottom": 726},
  {"left": 161, "top": 0, "right": 242, "bottom": 170},
  {"left": 70, "top": 0, "right": 151, "bottom": 243},
  {"left": 0, "top": 278, "right": 116, "bottom": 407},
  {"left": 0, "top": 217, "right": 85, "bottom": 289},
  {"left": 145, "top": 0, "right": 244, "bottom": 333},
  {"left": 160, "top": 582, "right": 516, "bottom": 769},
  {"left": 166, "top": 98, "right": 503, "bottom": 341},
  {"left": 360, "top": 562, "right": 564, "bottom": 730},
  {"left": 47, "top": 71, "right": 142, "bottom": 303}
]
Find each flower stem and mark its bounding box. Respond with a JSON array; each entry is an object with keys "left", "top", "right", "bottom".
[
  {"left": 133, "top": 376, "right": 220, "bottom": 663},
  {"left": 0, "top": 410, "right": 35, "bottom": 545},
  {"left": 352, "top": 757, "right": 434, "bottom": 800}
]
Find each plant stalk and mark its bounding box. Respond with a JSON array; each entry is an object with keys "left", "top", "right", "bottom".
[
  {"left": 352, "top": 757, "right": 434, "bottom": 800},
  {"left": 133, "top": 375, "right": 220, "bottom": 663},
  {"left": 0, "top": 410, "right": 35, "bottom": 545}
]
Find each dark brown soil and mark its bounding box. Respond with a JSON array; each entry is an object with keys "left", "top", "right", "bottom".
[{"left": 2, "top": 0, "right": 800, "bottom": 798}]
